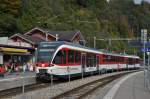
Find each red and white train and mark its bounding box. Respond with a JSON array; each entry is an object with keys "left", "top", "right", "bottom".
[{"left": 36, "top": 41, "right": 140, "bottom": 80}]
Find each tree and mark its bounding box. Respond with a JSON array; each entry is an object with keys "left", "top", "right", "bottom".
[
  {"left": 0, "top": 0, "right": 21, "bottom": 16},
  {"left": 0, "top": 14, "right": 18, "bottom": 36},
  {"left": 0, "top": 0, "right": 21, "bottom": 36}
]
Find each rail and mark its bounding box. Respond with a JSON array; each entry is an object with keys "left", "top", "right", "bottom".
[
  {"left": 51, "top": 71, "right": 137, "bottom": 99},
  {"left": 0, "top": 70, "right": 139, "bottom": 98}
]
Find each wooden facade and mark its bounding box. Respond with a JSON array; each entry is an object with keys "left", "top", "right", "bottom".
[{"left": 10, "top": 27, "right": 86, "bottom": 48}]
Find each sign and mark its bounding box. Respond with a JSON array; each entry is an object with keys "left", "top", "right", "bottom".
[
  {"left": 141, "top": 29, "right": 147, "bottom": 43},
  {"left": 141, "top": 48, "right": 150, "bottom": 52},
  {"left": 129, "top": 41, "right": 142, "bottom": 47},
  {"left": 129, "top": 41, "right": 150, "bottom": 47}
]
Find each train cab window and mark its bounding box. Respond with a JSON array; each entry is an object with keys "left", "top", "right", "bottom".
[
  {"left": 62, "top": 50, "right": 66, "bottom": 64},
  {"left": 68, "top": 50, "right": 74, "bottom": 64},
  {"left": 53, "top": 50, "right": 63, "bottom": 64}
]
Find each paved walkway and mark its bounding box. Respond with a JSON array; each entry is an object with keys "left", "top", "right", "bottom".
[
  {"left": 0, "top": 71, "right": 36, "bottom": 91},
  {"left": 103, "top": 71, "right": 150, "bottom": 99},
  {"left": 0, "top": 72, "right": 36, "bottom": 82}
]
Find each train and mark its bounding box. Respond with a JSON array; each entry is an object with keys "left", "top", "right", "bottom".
[{"left": 36, "top": 41, "right": 140, "bottom": 80}]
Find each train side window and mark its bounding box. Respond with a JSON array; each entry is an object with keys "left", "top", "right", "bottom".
[
  {"left": 93, "top": 55, "right": 96, "bottom": 67},
  {"left": 68, "top": 50, "right": 74, "bottom": 64},
  {"left": 103, "top": 55, "right": 106, "bottom": 62},
  {"left": 128, "top": 58, "right": 133, "bottom": 65},
  {"left": 53, "top": 50, "right": 63, "bottom": 64},
  {"left": 112, "top": 56, "right": 116, "bottom": 62},
  {"left": 86, "top": 53, "right": 96, "bottom": 67},
  {"left": 75, "top": 51, "right": 81, "bottom": 63}
]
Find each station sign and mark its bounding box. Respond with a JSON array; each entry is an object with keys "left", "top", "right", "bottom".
[
  {"left": 141, "top": 29, "right": 147, "bottom": 43},
  {"left": 141, "top": 48, "right": 150, "bottom": 52},
  {"left": 129, "top": 41, "right": 150, "bottom": 47}
]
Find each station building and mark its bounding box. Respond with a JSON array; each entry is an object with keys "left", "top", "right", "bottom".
[
  {"left": 10, "top": 27, "right": 86, "bottom": 48},
  {"left": 0, "top": 37, "right": 35, "bottom": 71},
  {"left": 0, "top": 27, "right": 86, "bottom": 72}
]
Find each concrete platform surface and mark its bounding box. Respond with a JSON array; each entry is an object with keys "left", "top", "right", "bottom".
[
  {"left": 104, "top": 71, "right": 150, "bottom": 99},
  {"left": 0, "top": 72, "right": 36, "bottom": 91}
]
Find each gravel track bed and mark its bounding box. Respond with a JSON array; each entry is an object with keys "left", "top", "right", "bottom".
[
  {"left": 5, "top": 71, "right": 137, "bottom": 99},
  {"left": 82, "top": 75, "right": 124, "bottom": 99}
]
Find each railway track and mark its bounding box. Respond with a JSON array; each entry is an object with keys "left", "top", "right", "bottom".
[
  {"left": 51, "top": 72, "right": 133, "bottom": 99},
  {"left": 0, "top": 70, "right": 138, "bottom": 99},
  {"left": 0, "top": 82, "right": 51, "bottom": 98}
]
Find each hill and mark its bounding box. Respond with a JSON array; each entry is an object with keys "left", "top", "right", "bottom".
[{"left": 0, "top": 0, "right": 150, "bottom": 54}]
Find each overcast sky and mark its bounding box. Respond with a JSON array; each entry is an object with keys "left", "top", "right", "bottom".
[
  {"left": 134, "top": 0, "right": 150, "bottom": 4},
  {"left": 107, "top": 0, "right": 150, "bottom": 4}
]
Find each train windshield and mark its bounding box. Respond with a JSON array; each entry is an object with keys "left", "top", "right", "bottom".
[{"left": 37, "top": 42, "right": 60, "bottom": 62}]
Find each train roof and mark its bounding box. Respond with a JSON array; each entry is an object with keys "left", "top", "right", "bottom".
[
  {"left": 39, "top": 41, "right": 140, "bottom": 59},
  {"left": 101, "top": 51, "right": 139, "bottom": 58},
  {"left": 40, "top": 41, "right": 101, "bottom": 53}
]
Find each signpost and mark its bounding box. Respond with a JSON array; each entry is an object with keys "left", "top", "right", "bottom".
[{"left": 141, "top": 29, "right": 147, "bottom": 88}]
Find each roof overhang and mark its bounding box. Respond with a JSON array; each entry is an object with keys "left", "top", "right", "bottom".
[
  {"left": 24, "top": 27, "right": 56, "bottom": 39},
  {"left": 71, "top": 31, "right": 86, "bottom": 42},
  {"left": 9, "top": 34, "right": 35, "bottom": 45}
]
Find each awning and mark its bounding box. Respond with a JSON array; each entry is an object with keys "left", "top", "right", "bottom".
[
  {"left": 0, "top": 47, "right": 28, "bottom": 53},
  {"left": 3, "top": 52, "right": 32, "bottom": 56}
]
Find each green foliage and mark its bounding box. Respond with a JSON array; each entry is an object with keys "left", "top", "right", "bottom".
[
  {"left": 1, "top": 0, "right": 150, "bottom": 55},
  {"left": 0, "top": 0, "right": 21, "bottom": 16},
  {"left": 0, "top": 14, "right": 18, "bottom": 36},
  {"left": 0, "top": 0, "right": 21, "bottom": 36}
]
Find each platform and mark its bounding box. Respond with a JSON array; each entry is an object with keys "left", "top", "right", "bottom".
[
  {"left": 0, "top": 72, "right": 36, "bottom": 91},
  {"left": 103, "top": 71, "right": 150, "bottom": 99}
]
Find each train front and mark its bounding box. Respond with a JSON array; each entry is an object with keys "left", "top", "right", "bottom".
[{"left": 36, "top": 42, "right": 60, "bottom": 80}]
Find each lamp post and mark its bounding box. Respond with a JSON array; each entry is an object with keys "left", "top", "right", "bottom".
[
  {"left": 148, "top": 52, "right": 150, "bottom": 90},
  {"left": 51, "top": 70, "right": 53, "bottom": 86},
  {"left": 35, "top": 47, "right": 38, "bottom": 64},
  {"left": 22, "top": 63, "right": 25, "bottom": 99},
  {"left": 67, "top": 66, "right": 71, "bottom": 83},
  {"left": 56, "top": 34, "right": 58, "bottom": 41},
  {"left": 94, "top": 36, "right": 96, "bottom": 48}
]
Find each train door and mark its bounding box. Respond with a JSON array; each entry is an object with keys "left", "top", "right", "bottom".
[
  {"left": 96, "top": 55, "right": 99, "bottom": 71},
  {"left": 81, "top": 53, "right": 86, "bottom": 73}
]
